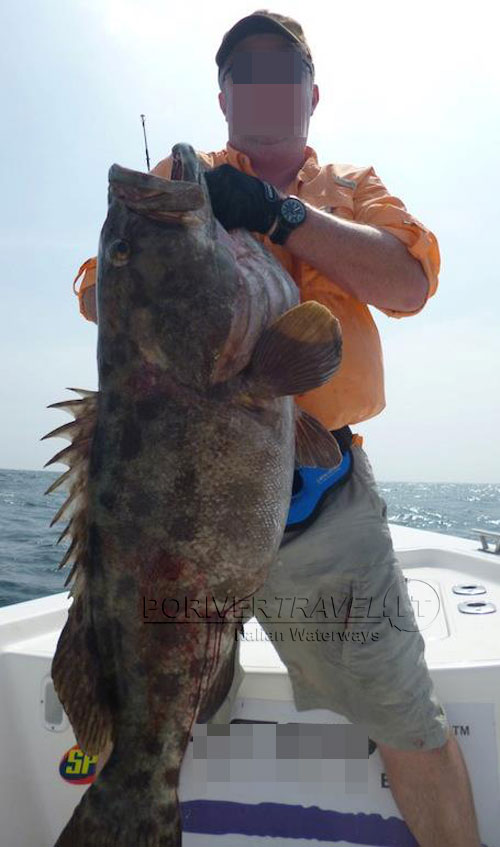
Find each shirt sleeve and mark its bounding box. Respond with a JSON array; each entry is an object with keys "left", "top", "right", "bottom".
[
  {"left": 353, "top": 165, "right": 441, "bottom": 318},
  {"left": 73, "top": 257, "right": 97, "bottom": 322}
]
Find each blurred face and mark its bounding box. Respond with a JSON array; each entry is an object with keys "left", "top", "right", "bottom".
[{"left": 218, "top": 33, "right": 319, "bottom": 145}]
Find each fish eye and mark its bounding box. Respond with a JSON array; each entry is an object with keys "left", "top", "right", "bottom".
[{"left": 109, "top": 239, "right": 131, "bottom": 266}]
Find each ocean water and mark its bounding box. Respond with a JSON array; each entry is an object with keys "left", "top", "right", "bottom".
[{"left": 0, "top": 468, "right": 499, "bottom": 609}]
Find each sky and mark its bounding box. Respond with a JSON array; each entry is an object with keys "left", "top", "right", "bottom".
[{"left": 0, "top": 0, "right": 499, "bottom": 482}]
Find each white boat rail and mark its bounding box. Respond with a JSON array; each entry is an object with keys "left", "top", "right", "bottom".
[{"left": 471, "top": 528, "right": 500, "bottom": 555}]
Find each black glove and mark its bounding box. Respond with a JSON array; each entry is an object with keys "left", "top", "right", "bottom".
[{"left": 204, "top": 164, "right": 282, "bottom": 233}]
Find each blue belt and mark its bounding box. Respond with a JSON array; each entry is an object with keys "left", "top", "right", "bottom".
[{"left": 285, "top": 426, "right": 354, "bottom": 531}]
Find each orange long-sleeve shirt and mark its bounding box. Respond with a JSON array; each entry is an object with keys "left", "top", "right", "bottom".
[{"left": 74, "top": 142, "right": 440, "bottom": 430}]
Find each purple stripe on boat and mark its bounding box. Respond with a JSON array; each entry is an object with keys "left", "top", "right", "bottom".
[{"left": 181, "top": 799, "right": 418, "bottom": 845}]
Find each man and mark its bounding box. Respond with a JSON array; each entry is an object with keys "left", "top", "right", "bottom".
[{"left": 75, "top": 11, "right": 482, "bottom": 845}]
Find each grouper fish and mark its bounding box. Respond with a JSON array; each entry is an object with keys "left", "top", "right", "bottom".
[{"left": 44, "top": 142, "right": 343, "bottom": 846}]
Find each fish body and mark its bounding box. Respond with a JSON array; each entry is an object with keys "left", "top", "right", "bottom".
[{"left": 45, "top": 143, "right": 342, "bottom": 846}]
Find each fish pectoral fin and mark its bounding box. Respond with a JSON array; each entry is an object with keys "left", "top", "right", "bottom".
[
  {"left": 247, "top": 301, "right": 342, "bottom": 397},
  {"left": 295, "top": 407, "right": 343, "bottom": 468}
]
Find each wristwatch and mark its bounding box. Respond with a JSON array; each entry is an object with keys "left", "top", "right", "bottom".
[{"left": 268, "top": 196, "right": 307, "bottom": 245}]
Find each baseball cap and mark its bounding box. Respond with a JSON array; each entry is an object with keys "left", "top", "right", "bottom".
[{"left": 216, "top": 10, "right": 314, "bottom": 80}]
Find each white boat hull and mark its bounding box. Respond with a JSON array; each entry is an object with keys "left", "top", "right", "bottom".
[{"left": 1, "top": 524, "right": 498, "bottom": 846}]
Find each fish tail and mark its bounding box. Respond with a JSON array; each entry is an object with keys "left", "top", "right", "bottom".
[{"left": 53, "top": 775, "right": 181, "bottom": 846}]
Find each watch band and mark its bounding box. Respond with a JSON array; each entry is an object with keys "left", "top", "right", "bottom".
[{"left": 268, "top": 196, "right": 307, "bottom": 245}]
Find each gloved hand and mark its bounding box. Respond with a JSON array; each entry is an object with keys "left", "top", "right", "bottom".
[{"left": 204, "top": 164, "right": 283, "bottom": 233}]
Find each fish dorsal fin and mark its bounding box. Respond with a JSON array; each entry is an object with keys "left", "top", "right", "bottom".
[
  {"left": 44, "top": 388, "right": 98, "bottom": 583},
  {"left": 44, "top": 388, "right": 113, "bottom": 755}
]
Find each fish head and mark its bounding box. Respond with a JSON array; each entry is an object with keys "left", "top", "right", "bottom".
[{"left": 96, "top": 144, "right": 240, "bottom": 393}]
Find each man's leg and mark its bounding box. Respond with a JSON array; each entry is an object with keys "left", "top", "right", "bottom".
[
  {"left": 377, "top": 729, "right": 481, "bottom": 847},
  {"left": 250, "top": 442, "right": 483, "bottom": 846}
]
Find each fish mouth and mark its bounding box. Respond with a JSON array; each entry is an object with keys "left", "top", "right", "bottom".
[
  {"left": 108, "top": 162, "right": 205, "bottom": 220},
  {"left": 170, "top": 141, "right": 211, "bottom": 184}
]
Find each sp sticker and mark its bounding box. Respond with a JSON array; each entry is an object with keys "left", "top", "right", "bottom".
[{"left": 59, "top": 744, "right": 99, "bottom": 785}]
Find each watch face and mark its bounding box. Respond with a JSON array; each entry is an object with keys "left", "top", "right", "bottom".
[{"left": 281, "top": 197, "right": 306, "bottom": 225}]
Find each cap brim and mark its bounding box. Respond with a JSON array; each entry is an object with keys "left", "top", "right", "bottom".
[{"left": 216, "top": 14, "right": 304, "bottom": 70}]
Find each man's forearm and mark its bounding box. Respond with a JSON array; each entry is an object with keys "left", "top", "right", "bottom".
[
  {"left": 281, "top": 202, "right": 429, "bottom": 313},
  {"left": 82, "top": 201, "right": 428, "bottom": 325}
]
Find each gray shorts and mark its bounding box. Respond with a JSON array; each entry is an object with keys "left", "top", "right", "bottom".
[{"left": 207, "top": 442, "right": 450, "bottom": 751}]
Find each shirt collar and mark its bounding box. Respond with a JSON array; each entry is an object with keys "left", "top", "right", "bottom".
[{"left": 224, "top": 142, "right": 321, "bottom": 192}]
